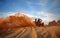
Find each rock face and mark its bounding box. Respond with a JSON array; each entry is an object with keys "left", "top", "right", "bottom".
[{"left": 0, "top": 13, "right": 35, "bottom": 30}]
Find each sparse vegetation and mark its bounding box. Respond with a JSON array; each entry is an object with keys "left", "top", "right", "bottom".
[{"left": 47, "top": 20, "right": 60, "bottom": 26}]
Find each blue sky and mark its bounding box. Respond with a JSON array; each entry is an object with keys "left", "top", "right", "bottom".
[{"left": 0, "top": 0, "right": 60, "bottom": 24}]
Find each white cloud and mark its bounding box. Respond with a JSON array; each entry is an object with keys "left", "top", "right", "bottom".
[
  {"left": 36, "top": 11, "right": 56, "bottom": 24},
  {"left": 26, "top": 1, "right": 36, "bottom": 12},
  {"left": 53, "top": 8, "right": 60, "bottom": 13},
  {"left": 1, "top": 12, "right": 35, "bottom": 18},
  {"left": 51, "top": 0, "right": 60, "bottom": 7},
  {"left": 37, "top": 0, "right": 48, "bottom": 6},
  {"left": 26, "top": 1, "right": 32, "bottom": 6}
]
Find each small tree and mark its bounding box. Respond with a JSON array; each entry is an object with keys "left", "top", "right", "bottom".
[
  {"left": 48, "top": 20, "right": 57, "bottom": 26},
  {"left": 57, "top": 20, "right": 60, "bottom": 26}
]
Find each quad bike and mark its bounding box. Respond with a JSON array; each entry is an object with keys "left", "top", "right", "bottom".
[{"left": 35, "top": 18, "right": 44, "bottom": 27}]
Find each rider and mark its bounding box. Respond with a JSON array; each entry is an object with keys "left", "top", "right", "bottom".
[{"left": 35, "top": 18, "right": 44, "bottom": 27}]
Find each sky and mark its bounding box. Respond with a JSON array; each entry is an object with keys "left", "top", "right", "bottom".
[{"left": 0, "top": 0, "right": 60, "bottom": 24}]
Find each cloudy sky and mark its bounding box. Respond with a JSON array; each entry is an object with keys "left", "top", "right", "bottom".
[{"left": 0, "top": 0, "right": 60, "bottom": 24}]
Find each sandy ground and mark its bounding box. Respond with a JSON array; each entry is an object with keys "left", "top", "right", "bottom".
[{"left": 0, "top": 26, "right": 60, "bottom": 38}]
